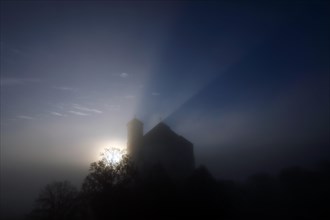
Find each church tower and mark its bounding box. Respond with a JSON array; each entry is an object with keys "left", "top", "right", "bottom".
[{"left": 127, "top": 118, "right": 143, "bottom": 159}]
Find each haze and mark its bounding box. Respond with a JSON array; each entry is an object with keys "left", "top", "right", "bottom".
[{"left": 1, "top": 1, "right": 329, "bottom": 219}]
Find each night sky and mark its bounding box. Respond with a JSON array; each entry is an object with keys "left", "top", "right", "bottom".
[{"left": 1, "top": 1, "right": 329, "bottom": 218}]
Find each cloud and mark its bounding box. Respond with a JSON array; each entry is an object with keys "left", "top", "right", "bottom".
[
  {"left": 68, "top": 111, "right": 89, "bottom": 116},
  {"left": 17, "top": 115, "right": 34, "bottom": 120},
  {"left": 50, "top": 112, "right": 64, "bottom": 117},
  {"left": 53, "top": 86, "right": 76, "bottom": 92},
  {"left": 72, "top": 104, "right": 102, "bottom": 114},
  {"left": 125, "top": 95, "right": 135, "bottom": 99},
  {"left": 120, "top": 73, "right": 129, "bottom": 78},
  {"left": 152, "top": 92, "right": 160, "bottom": 96},
  {"left": 1, "top": 78, "right": 41, "bottom": 86}
]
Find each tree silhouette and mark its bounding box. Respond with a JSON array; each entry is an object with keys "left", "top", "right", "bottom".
[
  {"left": 82, "top": 148, "right": 137, "bottom": 195},
  {"left": 27, "top": 181, "right": 78, "bottom": 220},
  {"left": 80, "top": 148, "right": 138, "bottom": 219}
]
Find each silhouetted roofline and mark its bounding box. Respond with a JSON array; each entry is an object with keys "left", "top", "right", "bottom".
[
  {"left": 143, "top": 122, "right": 170, "bottom": 136},
  {"left": 177, "top": 135, "right": 193, "bottom": 146},
  {"left": 143, "top": 122, "right": 193, "bottom": 145}
]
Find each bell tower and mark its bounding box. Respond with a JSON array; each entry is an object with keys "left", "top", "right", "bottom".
[{"left": 127, "top": 117, "right": 143, "bottom": 158}]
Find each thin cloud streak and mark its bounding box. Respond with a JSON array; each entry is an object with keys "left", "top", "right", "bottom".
[
  {"left": 50, "top": 112, "right": 65, "bottom": 117},
  {"left": 16, "top": 115, "right": 34, "bottom": 120},
  {"left": 72, "top": 104, "right": 102, "bottom": 114},
  {"left": 120, "top": 73, "right": 129, "bottom": 78},
  {"left": 125, "top": 95, "right": 135, "bottom": 99},
  {"left": 68, "top": 111, "right": 89, "bottom": 116},
  {"left": 52, "top": 86, "right": 76, "bottom": 92}
]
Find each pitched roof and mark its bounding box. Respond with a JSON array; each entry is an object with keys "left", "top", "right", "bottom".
[{"left": 143, "top": 122, "right": 192, "bottom": 145}]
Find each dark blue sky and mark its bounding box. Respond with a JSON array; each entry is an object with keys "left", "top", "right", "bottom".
[{"left": 1, "top": 1, "right": 329, "bottom": 218}]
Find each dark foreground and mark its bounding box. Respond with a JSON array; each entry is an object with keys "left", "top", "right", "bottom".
[{"left": 27, "top": 158, "right": 330, "bottom": 220}]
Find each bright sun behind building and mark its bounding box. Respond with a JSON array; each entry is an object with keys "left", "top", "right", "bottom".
[{"left": 102, "top": 147, "right": 126, "bottom": 166}]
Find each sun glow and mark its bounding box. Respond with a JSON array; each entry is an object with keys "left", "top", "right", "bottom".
[
  {"left": 94, "top": 139, "right": 127, "bottom": 165},
  {"left": 102, "top": 147, "right": 126, "bottom": 165}
]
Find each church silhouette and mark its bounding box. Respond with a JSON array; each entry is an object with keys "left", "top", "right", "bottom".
[{"left": 127, "top": 118, "right": 195, "bottom": 179}]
